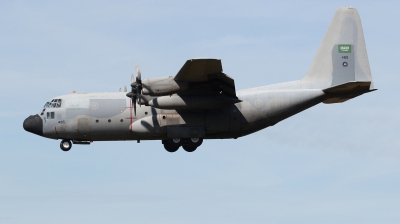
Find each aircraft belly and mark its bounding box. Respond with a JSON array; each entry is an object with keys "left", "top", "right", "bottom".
[
  {"left": 62, "top": 116, "right": 90, "bottom": 140},
  {"left": 203, "top": 106, "right": 241, "bottom": 139},
  {"left": 126, "top": 108, "right": 242, "bottom": 140},
  {"left": 89, "top": 119, "right": 131, "bottom": 141},
  {"left": 204, "top": 110, "right": 227, "bottom": 135}
]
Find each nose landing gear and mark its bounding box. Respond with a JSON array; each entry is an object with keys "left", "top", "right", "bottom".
[
  {"left": 60, "top": 139, "right": 72, "bottom": 151},
  {"left": 162, "top": 138, "right": 203, "bottom": 153}
]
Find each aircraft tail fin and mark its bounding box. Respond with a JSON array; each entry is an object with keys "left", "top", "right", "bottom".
[{"left": 302, "top": 6, "right": 375, "bottom": 99}]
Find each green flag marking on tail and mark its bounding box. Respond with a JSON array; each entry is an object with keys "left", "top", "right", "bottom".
[{"left": 338, "top": 44, "right": 352, "bottom": 53}]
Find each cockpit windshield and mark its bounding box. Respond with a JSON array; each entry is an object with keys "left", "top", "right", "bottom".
[{"left": 44, "top": 99, "right": 62, "bottom": 108}]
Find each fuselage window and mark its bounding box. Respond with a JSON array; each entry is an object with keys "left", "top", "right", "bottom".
[{"left": 47, "top": 112, "right": 55, "bottom": 119}]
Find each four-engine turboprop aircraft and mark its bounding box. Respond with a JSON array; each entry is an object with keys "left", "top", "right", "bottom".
[{"left": 23, "top": 7, "right": 375, "bottom": 152}]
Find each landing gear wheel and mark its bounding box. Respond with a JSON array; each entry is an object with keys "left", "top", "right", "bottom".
[
  {"left": 182, "top": 138, "right": 203, "bottom": 152},
  {"left": 163, "top": 138, "right": 181, "bottom": 153},
  {"left": 182, "top": 145, "right": 197, "bottom": 152},
  {"left": 164, "top": 143, "right": 179, "bottom": 152},
  {"left": 60, "top": 139, "right": 72, "bottom": 151},
  {"left": 189, "top": 138, "right": 203, "bottom": 147}
]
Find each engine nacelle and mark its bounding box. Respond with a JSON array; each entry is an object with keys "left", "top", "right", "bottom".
[
  {"left": 148, "top": 95, "right": 241, "bottom": 110},
  {"left": 142, "top": 76, "right": 188, "bottom": 96}
]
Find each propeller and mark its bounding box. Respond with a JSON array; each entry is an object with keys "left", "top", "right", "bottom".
[
  {"left": 136, "top": 64, "right": 143, "bottom": 106},
  {"left": 126, "top": 64, "right": 143, "bottom": 115}
]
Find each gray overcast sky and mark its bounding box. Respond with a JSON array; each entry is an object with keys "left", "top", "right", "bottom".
[{"left": 1, "top": 0, "right": 399, "bottom": 223}]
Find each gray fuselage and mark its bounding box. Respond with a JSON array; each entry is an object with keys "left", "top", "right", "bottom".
[{"left": 38, "top": 82, "right": 324, "bottom": 142}]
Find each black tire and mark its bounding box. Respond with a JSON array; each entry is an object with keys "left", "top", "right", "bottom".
[
  {"left": 60, "top": 139, "right": 72, "bottom": 151},
  {"left": 164, "top": 143, "right": 179, "bottom": 152},
  {"left": 162, "top": 138, "right": 181, "bottom": 152},
  {"left": 182, "top": 144, "right": 197, "bottom": 152}
]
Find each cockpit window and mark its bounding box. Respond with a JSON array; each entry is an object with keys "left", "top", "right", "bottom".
[{"left": 44, "top": 99, "right": 62, "bottom": 108}]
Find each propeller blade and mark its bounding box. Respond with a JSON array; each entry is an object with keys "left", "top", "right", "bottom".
[
  {"left": 124, "top": 85, "right": 127, "bottom": 92},
  {"left": 136, "top": 64, "right": 141, "bottom": 81},
  {"left": 135, "top": 63, "right": 143, "bottom": 107},
  {"left": 133, "top": 99, "right": 137, "bottom": 116},
  {"left": 126, "top": 63, "right": 143, "bottom": 114},
  {"left": 136, "top": 83, "right": 140, "bottom": 107}
]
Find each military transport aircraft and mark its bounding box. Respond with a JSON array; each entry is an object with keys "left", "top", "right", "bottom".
[{"left": 23, "top": 7, "right": 375, "bottom": 152}]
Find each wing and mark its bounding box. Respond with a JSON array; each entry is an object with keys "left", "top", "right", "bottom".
[{"left": 174, "top": 58, "right": 237, "bottom": 98}]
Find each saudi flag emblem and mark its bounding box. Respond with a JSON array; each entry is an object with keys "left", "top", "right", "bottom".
[{"left": 339, "top": 44, "right": 352, "bottom": 53}]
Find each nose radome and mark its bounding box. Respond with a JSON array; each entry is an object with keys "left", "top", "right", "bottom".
[{"left": 23, "top": 115, "right": 43, "bottom": 136}]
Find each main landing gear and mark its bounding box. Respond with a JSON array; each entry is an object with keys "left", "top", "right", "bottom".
[{"left": 162, "top": 138, "right": 203, "bottom": 153}]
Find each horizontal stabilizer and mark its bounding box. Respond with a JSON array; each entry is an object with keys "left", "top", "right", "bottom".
[{"left": 323, "top": 81, "right": 376, "bottom": 103}]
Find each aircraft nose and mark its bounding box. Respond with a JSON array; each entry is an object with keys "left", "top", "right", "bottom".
[{"left": 23, "top": 115, "right": 43, "bottom": 136}]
